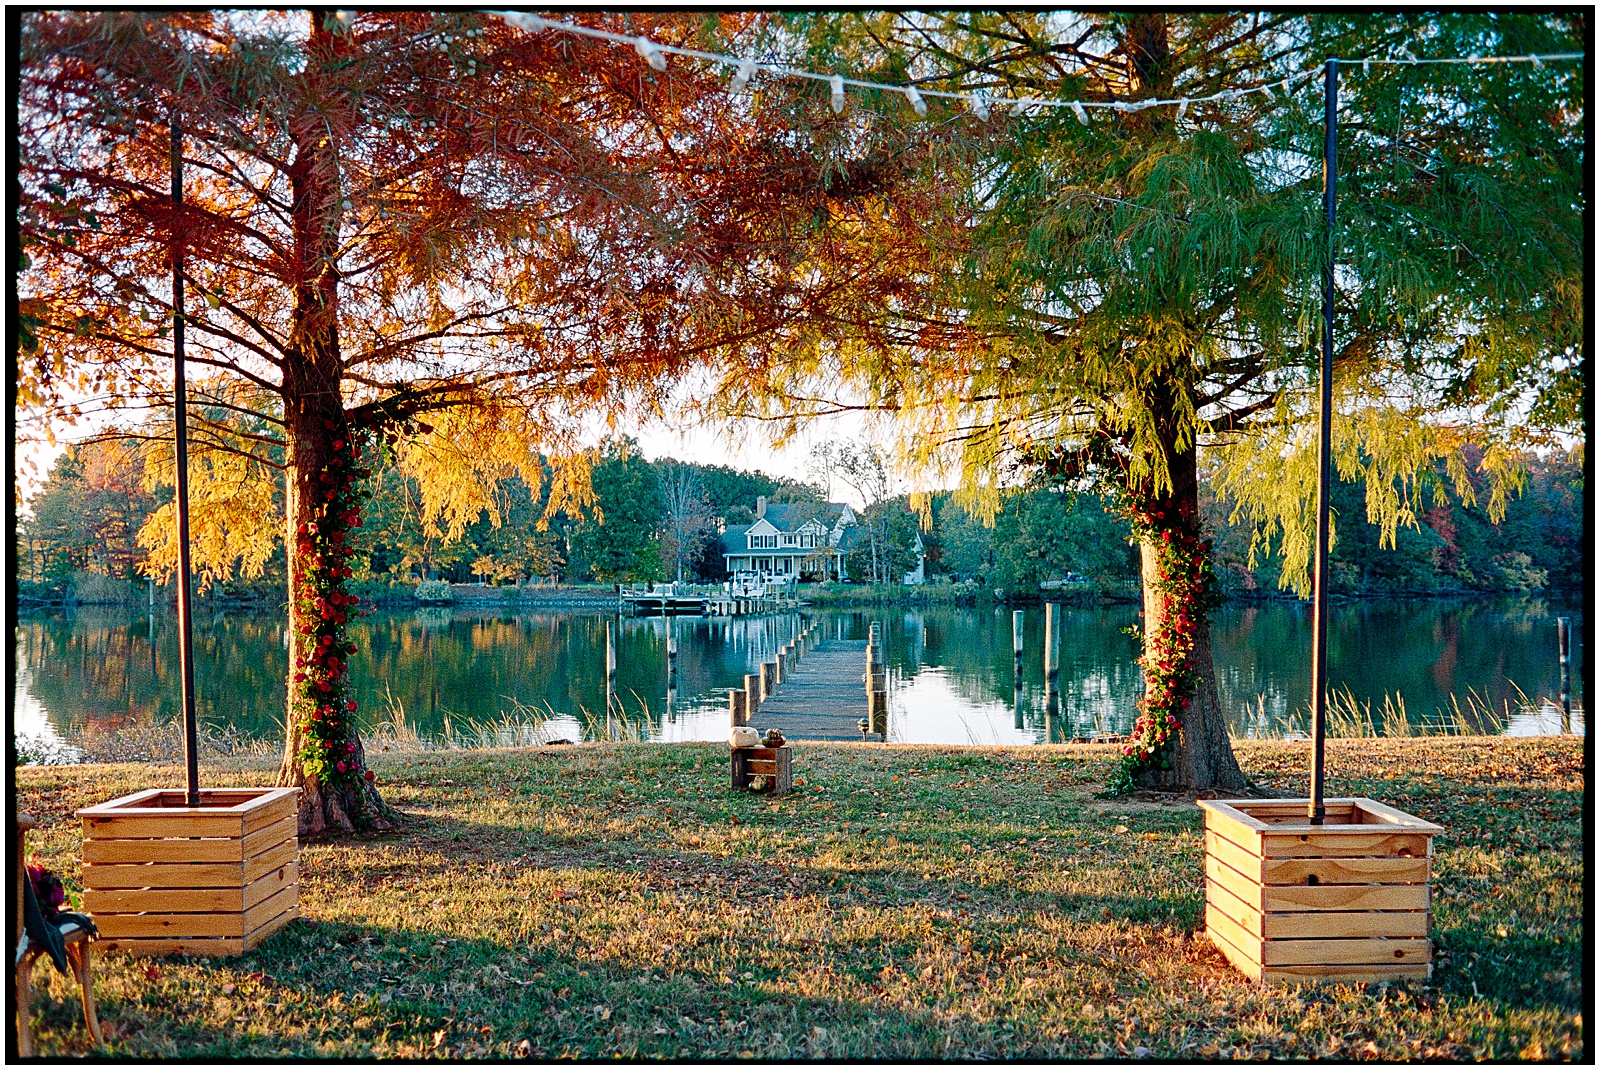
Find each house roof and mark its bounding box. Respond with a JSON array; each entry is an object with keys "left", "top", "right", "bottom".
[
  {"left": 722, "top": 500, "right": 855, "bottom": 557},
  {"left": 759, "top": 502, "right": 824, "bottom": 532}
]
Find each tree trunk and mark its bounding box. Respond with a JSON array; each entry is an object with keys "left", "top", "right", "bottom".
[
  {"left": 1133, "top": 398, "right": 1249, "bottom": 793},
  {"left": 273, "top": 20, "right": 399, "bottom": 837},
  {"left": 276, "top": 398, "right": 398, "bottom": 836}
]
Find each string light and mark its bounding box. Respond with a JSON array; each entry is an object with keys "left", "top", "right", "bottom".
[{"left": 487, "top": 12, "right": 1584, "bottom": 124}]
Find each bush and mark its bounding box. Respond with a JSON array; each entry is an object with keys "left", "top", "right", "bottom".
[
  {"left": 414, "top": 579, "right": 454, "bottom": 604},
  {"left": 69, "top": 570, "right": 136, "bottom": 604}
]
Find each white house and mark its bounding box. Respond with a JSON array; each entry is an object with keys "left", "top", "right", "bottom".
[
  {"left": 722, "top": 497, "right": 857, "bottom": 583},
  {"left": 902, "top": 530, "right": 927, "bottom": 585}
]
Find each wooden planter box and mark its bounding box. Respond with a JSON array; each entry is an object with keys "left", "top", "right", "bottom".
[
  {"left": 731, "top": 745, "right": 792, "bottom": 795},
  {"left": 77, "top": 787, "right": 301, "bottom": 957},
  {"left": 1198, "top": 797, "right": 1441, "bottom": 984}
]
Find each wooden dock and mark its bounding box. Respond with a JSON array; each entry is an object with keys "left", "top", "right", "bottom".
[
  {"left": 621, "top": 592, "right": 800, "bottom": 617},
  {"left": 749, "top": 639, "right": 871, "bottom": 740}
]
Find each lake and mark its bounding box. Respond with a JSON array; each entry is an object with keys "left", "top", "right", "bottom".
[{"left": 15, "top": 597, "right": 1584, "bottom": 755}]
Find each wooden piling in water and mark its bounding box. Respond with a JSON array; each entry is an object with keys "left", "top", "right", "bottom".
[
  {"left": 729, "top": 687, "right": 748, "bottom": 727},
  {"left": 1558, "top": 616, "right": 1572, "bottom": 733},
  {"left": 760, "top": 661, "right": 777, "bottom": 702},
  {"left": 1044, "top": 603, "right": 1060, "bottom": 701},
  {"left": 605, "top": 620, "right": 617, "bottom": 715},
  {"left": 744, "top": 673, "right": 762, "bottom": 718},
  {"left": 1013, "top": 609, "right": 1025, "bottom": 685}
]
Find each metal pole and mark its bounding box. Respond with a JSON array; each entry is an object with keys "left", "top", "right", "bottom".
[
  {"left": 1309, "top": 59, "right": 1338, "bottom": 825},
  {"left": 1557, "top": 617, "right": 1571, "bottom": 733},
  {"left": 171, "top": 112, "right": 201, "bottom": 807}
]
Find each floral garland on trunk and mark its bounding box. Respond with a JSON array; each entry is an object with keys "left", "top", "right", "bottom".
[
  {"left": 1106, "top": 494, "right": 1223, "bottom": 796},
  {"left": 291, "top": 419, "right": 373, "bottom": 790}
]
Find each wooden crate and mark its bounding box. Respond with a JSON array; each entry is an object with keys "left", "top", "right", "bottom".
[
  {"left": 1198, "top": 797, "right": 1441, "bottom": 984},
  {"left": 730, "top": 746, "right": 792, "bottom": 795},
  {"left": 78, "top": 787, "right": 301, "bottom": 957}
]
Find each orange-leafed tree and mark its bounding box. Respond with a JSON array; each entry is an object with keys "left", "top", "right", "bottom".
[{"left": 17, "top": 10, "right": 947, "bottom": 834}]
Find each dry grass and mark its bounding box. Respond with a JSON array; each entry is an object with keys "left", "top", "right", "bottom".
[{"left": 15, "top": 737, "right": 1583, "bottom": 1060}]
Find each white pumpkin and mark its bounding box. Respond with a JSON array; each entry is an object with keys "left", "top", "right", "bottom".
[{"left": 729, "top": 725, "right": 761, "bottom": 749}]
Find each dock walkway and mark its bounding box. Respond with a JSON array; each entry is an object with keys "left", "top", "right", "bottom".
[{"left": 752, "top": 639, "right": 869, "bottom": 741}]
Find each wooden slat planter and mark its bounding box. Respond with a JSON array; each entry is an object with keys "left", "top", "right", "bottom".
[
  {"left": 78, "top": 787, "right": 301, "bottom": 957},
  {"left": 730, "top": 746, "right": 793, "bottom": 795},
  {"left": 1198, "top": 797, "right": 1441, "bottom": 984}
]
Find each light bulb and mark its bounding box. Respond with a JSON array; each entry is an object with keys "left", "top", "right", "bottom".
[
  {"left": 1175, "top": 98, "right": 1188, "bottom": 121},
  {"left": 830, "top": 75, "right": 845, "bottom": 114},
  {"left": 498, "top": 13, "right": 544, "bottom": 33},
  {"left": 635, "top": 37, "right": 667, "bottom": 72},
  {"left": 904, "top": 85, "right": 927, "bottom": 117},
  {"left": 730, "top": 59, "right": 757, "bottom": 94},
  {"left": 1070, "top": 101, "right": 1088, "bottom": 125},
  {"left": 968, "top": 93, "right": 989, "bottom": 120}
]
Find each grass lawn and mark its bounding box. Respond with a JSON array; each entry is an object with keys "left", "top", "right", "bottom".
[{"left": 16, "top": 737, "right": 1583, "bottom": 1059}]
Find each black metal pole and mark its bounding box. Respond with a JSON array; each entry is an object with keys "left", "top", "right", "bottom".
[
  {"left": 172, "top": 112, "right": 201, "bottom": 807},
  {"left": 1309, "top": 59, "right": 1338, "bottom": 825}
]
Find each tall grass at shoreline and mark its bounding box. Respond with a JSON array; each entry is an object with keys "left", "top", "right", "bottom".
[
  {"left": 1256, "top": 683, "right": 1580, "bottom": 740},
  {"left": 21, "top": 682, "right": 1579, "bottom": 768}
]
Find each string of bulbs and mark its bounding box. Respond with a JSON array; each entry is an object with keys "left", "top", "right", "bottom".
[{"left": 488, "top": 11, "right": 1584, "bottom": 124}]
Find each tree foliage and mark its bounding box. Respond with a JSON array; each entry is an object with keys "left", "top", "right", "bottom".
[
  {"left": 18, "top": 8, "right": 937, "bottom": 832},
  {"left": 700, "top": 11, "right": 1583, "bottom": 789}
]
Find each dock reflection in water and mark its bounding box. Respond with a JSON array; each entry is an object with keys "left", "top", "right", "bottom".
[{"left": 14, "top": 597, "right": 1584, "bottom": 750}]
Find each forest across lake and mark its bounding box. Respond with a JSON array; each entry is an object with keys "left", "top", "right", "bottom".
[{"left": 16, "top": 596, "right": 1582, "bottom": 758}]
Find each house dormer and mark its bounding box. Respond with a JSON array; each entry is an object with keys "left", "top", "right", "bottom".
[{"left": 745, "top": 516, "right": 780, "bottom": 550}]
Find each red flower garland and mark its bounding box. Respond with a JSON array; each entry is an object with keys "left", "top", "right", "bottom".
[
  {"left": 1107, "top": 494, "right": 1223, "bottom": 795},
  {"left": 292, "top": 421, "right": 374, "bottom": 789}
]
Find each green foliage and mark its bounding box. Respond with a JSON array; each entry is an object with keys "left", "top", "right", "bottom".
[
  {"left": 1206, "top": 446, "right": 1583, "bottom": 595},
  {"left": 20, "top": 442, "right": 158, "bottom": 583},
  {"left": 732, "top": 12, "right": 1583, "bottom": 597},
  {"left": 985, "top": 490, "right": 1139, "bottom": 593},
  {"left": 567, "top": 440, "right": 667, "bottom": 584},
  {"left": 413, "top": 580, "right": 454, "bottom": 604}
]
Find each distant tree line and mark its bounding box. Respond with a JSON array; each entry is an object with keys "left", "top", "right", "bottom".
[{"left": 17, "top": 435, "right": 1582, "bottom": 601}]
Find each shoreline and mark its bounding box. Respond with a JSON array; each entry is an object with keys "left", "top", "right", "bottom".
[{"left": 19, "top": 585, "right": 1584, "bottom": 613}]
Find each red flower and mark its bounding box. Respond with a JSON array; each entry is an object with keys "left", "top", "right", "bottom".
[
  {"left": 347, "top": 700, "right": 358, "bottom": 712},
  {"left": 336, "top": 761, "right": 347, "bottom": 773},
  {"left": 365, "top": 769, "right": 375, "bottom": 782}
]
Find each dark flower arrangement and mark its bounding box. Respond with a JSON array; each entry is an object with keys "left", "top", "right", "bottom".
[{"left": 1106, "top": 493, "right": 1223, "bottom": 795}]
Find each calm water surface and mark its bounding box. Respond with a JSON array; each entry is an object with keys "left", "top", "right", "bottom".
[{"left": 15, "top": 597, "right": 1584, "bottom": 752}]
